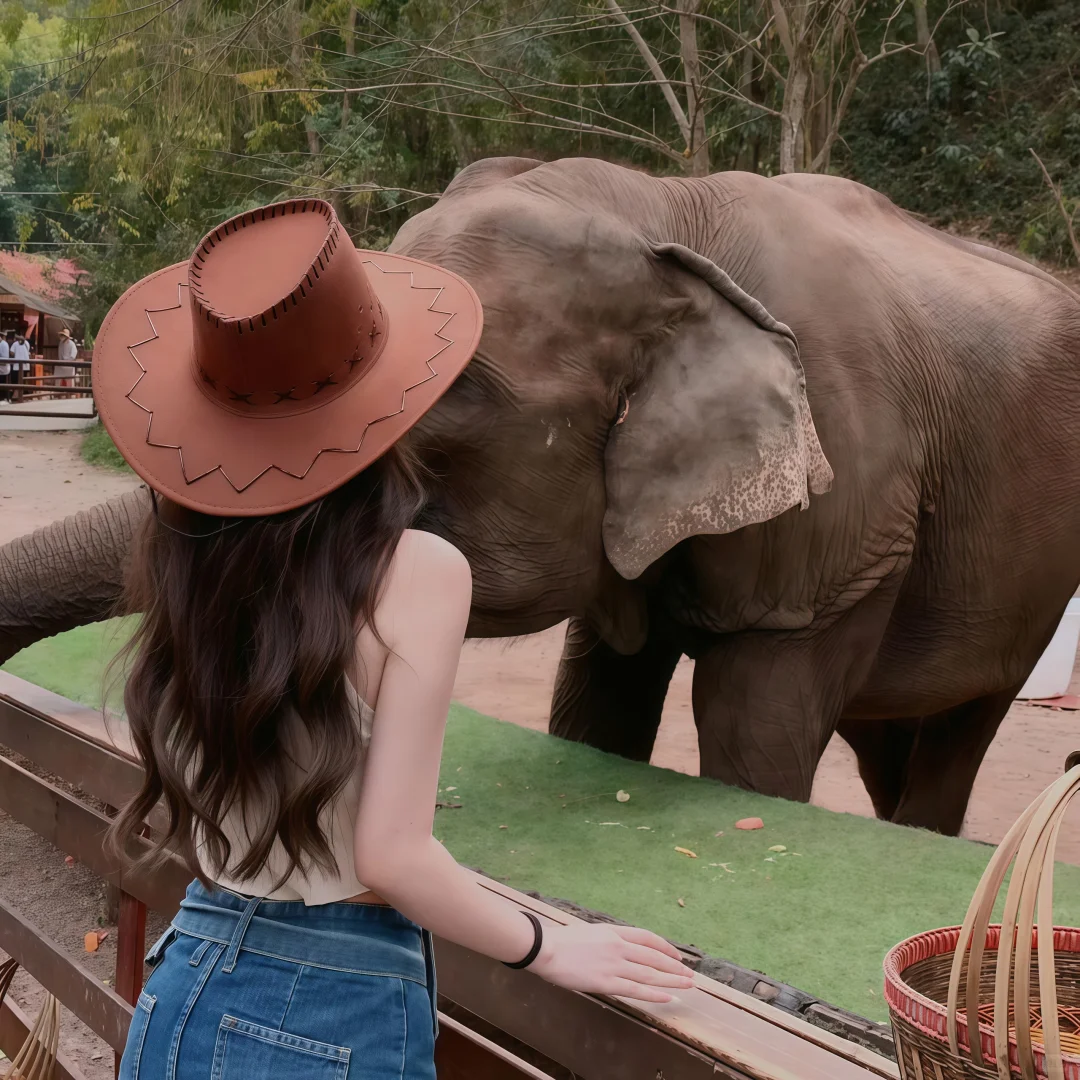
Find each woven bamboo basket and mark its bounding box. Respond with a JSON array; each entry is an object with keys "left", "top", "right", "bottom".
[
  {"left": 885, "top": 760, "right": 1080, "bottom": 1080},
  {"left": 0, "top": 957, "right": 60, "bottom": 1079}
]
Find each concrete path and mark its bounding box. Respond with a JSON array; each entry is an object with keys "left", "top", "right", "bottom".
[{"left": 0, "top": 396, "right": 98, "bottom": 431}]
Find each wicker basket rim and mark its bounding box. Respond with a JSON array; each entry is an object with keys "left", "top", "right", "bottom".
[{"left": 884, "top": 924, "right": 1080, "bottom": 1070}]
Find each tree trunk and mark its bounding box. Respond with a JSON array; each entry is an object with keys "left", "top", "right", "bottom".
[
  {"left": 810, "top": 63, "right": 831, "bottom": 171},
  {"left": 677, "top": 0, "right": 709, "bottom": 176},
  {"left": 779, "top": 50, "right": 811, "bottom": 174},
  {"left": 289, "top": 7, "right": 322, "bottom": 165},
  {"left": 912, "top": 0, "right": 941, "bottom": 75},
  {"left": 734, "top": 47, "right": 755, "bottom": 171},
  {"left": 341, "top": 5, "right": 357, "bottom": 132},
  {"left": 439, "top": 88, "right": 472, "bottom": 167}
]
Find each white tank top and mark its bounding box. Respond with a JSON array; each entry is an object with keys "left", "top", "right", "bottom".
[{"left": 200, "top": 682, "right": 375, "bottom": 906}]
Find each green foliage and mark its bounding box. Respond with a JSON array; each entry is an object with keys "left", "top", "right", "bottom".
[
  {"left": 80, "top": 420, "right": 131, "bottom": 472},
  {"left": 2, "top": 0, "right": 1080, "bottom": 336},
  {"left": 843, "top": 1, "right": 1080, "bottom": 263}
]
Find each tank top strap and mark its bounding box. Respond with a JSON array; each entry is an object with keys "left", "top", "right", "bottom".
[{"left": 344, "top": 677, "right": 375, "bottom": 743}]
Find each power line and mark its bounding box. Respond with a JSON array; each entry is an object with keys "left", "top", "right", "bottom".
[{"left": 0, "top": 240, "right": 150, "bottom": 246}]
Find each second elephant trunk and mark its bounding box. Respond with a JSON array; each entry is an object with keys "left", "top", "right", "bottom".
[{"left": 0, "top": 486, "right": 150, "bottom": 663}]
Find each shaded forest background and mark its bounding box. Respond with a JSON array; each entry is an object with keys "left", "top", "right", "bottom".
[{"left": 0, "top": 0, "right": 1078, "bottom": 332}]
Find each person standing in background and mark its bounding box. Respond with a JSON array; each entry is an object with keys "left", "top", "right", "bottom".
[
  {"left": 12, "top": 332, "right": 30, "bottom": 396},
  {"left": 0, "top": 330, "right": 10, "bottom": 402},
  {"left": 55, "top": 327, "right": 78, "bottom": 394},
  {"left": 6, "top": 331, "right": 19, "bottom": 401}
]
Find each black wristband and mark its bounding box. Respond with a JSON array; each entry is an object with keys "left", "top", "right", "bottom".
[{"left": 503, "top": 911, "right": 543, "bottom": 970}]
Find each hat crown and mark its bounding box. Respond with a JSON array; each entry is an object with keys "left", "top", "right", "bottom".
[{"left": 187, "top": 199, "right": 386, "bottom": 412}]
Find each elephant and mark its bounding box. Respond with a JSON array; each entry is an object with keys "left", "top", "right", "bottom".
[{"left": 3, "top": 156, "right": 1080, "bottom": 837}]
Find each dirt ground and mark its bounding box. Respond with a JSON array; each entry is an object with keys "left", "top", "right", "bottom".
[{"left": 1, "top": 429, "right": 1078, "bottom": 1076}]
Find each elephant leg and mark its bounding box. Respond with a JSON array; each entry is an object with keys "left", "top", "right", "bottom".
[
  {"left": 549, "top": 618, "right": 683, "bottom": 761},
  {"left": 690, "top": 586, "right": 902, "bottom": 801},
  {"left": 836, "top": 717, "right": 919, "bottom": 823},
  {"left": 888, "top": 685, "right": 1020, "bottom": 836}
]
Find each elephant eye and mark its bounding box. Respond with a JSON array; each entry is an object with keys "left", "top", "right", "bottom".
[{"left": 614, "top": 390, "right": 630, "bottom": 426}]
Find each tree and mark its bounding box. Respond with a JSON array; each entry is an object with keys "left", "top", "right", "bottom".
[
  {"left": 319, "top": 0, "right": 959, "bottom": 177},
  {"left": 1, "top": 0, "right": 997, "bottom": 330},
  {"left": 768, "top": 0, "right": 958, "bottom": 173},
  {"left": 605, "top": 0, "right": 710, "bottom": 175},
  {"left": 912, "top": 0, "right": 942, "bottom": 74}
]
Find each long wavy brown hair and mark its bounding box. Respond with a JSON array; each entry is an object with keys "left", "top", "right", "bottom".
[{"left": 107, "top": 445, "right": 427, "bottom": 887}]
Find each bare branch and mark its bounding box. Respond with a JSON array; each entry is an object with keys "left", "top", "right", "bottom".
[
  {"left": 348, "top": 88, "right": 691, "bottom": 166},
  {"left": 604, "top": 0, "right": 692, "bottom": 145},
  {"left": 677, "top": 0, "right": 709, "bottom": 175},
  {"left": 809, "top": 52, "right": 867, "bottom": 171},
  {"left": 656, "top": 4, "right": 785, "bottom": 85},
  {"left": 1031, "top": 148, "right": 1080, "bottom": 263},
  {"left": 770, "top": 0, "right": 797, "bottom": 64}
]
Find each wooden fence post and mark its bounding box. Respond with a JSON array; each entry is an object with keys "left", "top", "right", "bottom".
[{"left": 112, "top": 891, "right": 146, "bottom": 1076}]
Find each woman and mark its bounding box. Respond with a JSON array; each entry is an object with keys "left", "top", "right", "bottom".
[
  {"left": 96, "top": 199, "right": 693, "bottom": 1080},
  {"left": 54, "top": 327, "right": 78, "bottom": 392}
]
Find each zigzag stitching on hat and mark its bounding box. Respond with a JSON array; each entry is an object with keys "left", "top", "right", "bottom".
[{"left": 125, "top": 268, "right": 457, "bottom": 495}]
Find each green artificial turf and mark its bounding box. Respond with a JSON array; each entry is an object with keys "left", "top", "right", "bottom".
[
  {"left": 3, "top": 616, "right": 135, "bottom": 712},
  {"left": 8, "top": 620, "right": 1077, "bottom": 1022}
]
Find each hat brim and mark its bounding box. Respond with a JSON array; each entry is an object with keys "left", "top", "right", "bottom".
[{"left": 93, "top": 251, "right": 482, "bottom": 516}]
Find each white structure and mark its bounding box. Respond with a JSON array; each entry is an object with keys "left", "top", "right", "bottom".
[{"left": 1017, "top": 598, "right": 1080, "bottom": 700}]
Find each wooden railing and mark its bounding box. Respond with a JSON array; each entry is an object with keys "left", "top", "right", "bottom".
[
  {"left": 2, "top": 357, "right": 96, "bottom": 419},
  {"left": 0, "top": 672, "right": 900, "bottom": 1080}
]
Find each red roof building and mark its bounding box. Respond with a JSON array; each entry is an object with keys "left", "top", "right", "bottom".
[{"left": 0, "top": 250, "right": 85, "bottom": 356}]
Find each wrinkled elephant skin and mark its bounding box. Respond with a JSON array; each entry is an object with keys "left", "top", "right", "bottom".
[{"left": 3, "top": 158, "right": 1079, "bottom": 837}]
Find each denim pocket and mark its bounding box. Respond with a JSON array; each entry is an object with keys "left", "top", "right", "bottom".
[
  {"left": 210, "top": 1015, "right": 351, "bottom": 1080},
  {"left": 118, "top": 991, "right": 156, "bottom": 1080}
]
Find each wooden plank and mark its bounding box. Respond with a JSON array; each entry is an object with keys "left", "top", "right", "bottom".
[
  {"left": 475, "top": 867, "right": 898, "bottom": 1079},
  {"left": 0, "top": 998, "right": 89, "bottom": 1080},
  {"left": 0, "top": 696, "right": 140, "bottom": 808},
  {"left": 0, "top": 755, "right": 189, "bottom": 913},
  {"left": 0, "top": 681, "right": 168, "bottom": 835},
  {"left": 435, "top": 1013, "right": 555, "bottom": 1080},
  {"left": 0, "top": 675, "right": 134, "bottom": 759},
  {"left": 433, "top": 937, "right": 750, "bottom": 1080},
  {"left": 0, "top": 897, "right": 133, "bottom": 1052}
]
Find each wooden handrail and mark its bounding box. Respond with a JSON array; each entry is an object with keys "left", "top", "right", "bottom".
[{"left": 0, "top": 671, "right": 896, "bottom": 1080}]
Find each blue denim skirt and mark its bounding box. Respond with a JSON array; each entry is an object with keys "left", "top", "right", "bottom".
[{"left": 119, "top": 881, "right": 438, "bottom": 1080}]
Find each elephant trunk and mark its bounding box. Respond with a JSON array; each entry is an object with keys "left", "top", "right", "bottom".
[{"left": 0, "top": 486, "right": 150, "bottom": 664}]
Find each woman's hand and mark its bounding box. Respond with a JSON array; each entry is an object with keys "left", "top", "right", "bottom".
[{"left": 528, "top": 922, "right": 695, "bottom": 1003}]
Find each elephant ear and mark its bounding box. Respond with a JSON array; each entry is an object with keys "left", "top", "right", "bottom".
[{"left": 603, "top": 242, "right": 833, "bottom": 581}]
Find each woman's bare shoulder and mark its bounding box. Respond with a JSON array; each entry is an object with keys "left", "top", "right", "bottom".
[
  {"left": 358, "top": 531, "right": 471, "bottom": 699},
  {"left": 379, "top": 530, "right": 472, "bottom": 634},
  {"left": 393, "top": 529, "right": 471, "bottom": 582}
]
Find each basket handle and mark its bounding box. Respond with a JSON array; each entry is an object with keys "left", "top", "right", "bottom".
[
  {"left": 995, "top": 779, "right": 1066, "bottom": 1080},
  {"left": 947, "top": 789, "right": 1041, "bottom": 1062},
  {"left": 946, "top": 765, "right": 1080, "bottom": 1080},
  {"left": 1012, "top": 778, "right": 1080, "bottom": 1080},
  {"left": 0, "top": 955, "right": 61, "bottom": 1079}
]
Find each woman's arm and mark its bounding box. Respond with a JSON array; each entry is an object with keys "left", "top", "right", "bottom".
[{"left": 353, "top": 531, "right": 693, "bottom": 1002}]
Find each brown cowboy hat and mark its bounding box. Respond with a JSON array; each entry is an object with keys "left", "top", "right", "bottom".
[
  {"left": 93, "top": 198, "right": 482, "bottom": 516},
  {"left": 57, "top": 327, "right": 72, "bottom": 339}
]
